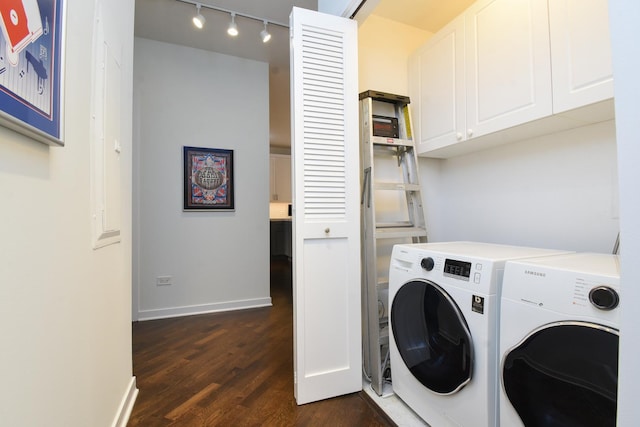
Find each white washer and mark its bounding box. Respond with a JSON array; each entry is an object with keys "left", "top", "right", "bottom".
[
  {"left": 500, "top": 253, "right": 620, "bottom": 427},
  {"left": 388, "top": 242, "right": 570, "bottom": 427}
]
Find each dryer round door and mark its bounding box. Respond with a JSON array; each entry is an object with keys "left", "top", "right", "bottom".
[
  {"left": 391, "top": 280, "right": 473, "bottom": 395},
  {"left": 502, "top": 321, "right": 619, "bottom": 427}
]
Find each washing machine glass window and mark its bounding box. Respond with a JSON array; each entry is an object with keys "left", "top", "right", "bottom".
[
  {"left": 390, "top": 280, "right": 473, "bottom": 395},
  {"left": 502, "top": 321, "right": 619, "bottom": 427}
]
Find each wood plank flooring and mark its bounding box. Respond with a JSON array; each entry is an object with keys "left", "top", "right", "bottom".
[{"left": 128, "top": 257, "right": 393, "bottom": 426}]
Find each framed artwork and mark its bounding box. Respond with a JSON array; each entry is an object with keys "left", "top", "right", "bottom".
[
  {"left": 183, "top": 146, "right": 234, "bottom": 211},
  {"left": 0, "top": 0, "right": 65, "bottom": 146}
]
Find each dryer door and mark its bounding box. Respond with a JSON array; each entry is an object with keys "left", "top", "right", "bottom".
[
  {"left": 502, "top": 321, "right": 619, "bottom": 427},
  {"left": 391, "top": 280, "right": 473, "bottom": 394}
]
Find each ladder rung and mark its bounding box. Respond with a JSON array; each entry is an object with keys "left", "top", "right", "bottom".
[
  {"left": 375, "top": 226, "right": 427, "bottom": 239},
  {"left": 370, "top": 136, "right": 414, "bottom": 147},
  {"left": 380, "top": 316, "right": 389, "bottom": 334},
  {"left": 376, "top": 221, "right": 413, "bottom": 228},
  {"left": 374, "top": 182, "right": 421, "bottom": 191},
  {"left": 379, "top": 326, "right": 389, "bottom": 345}
]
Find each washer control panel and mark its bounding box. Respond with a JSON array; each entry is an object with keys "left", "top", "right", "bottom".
[
  {"left": 419, "top": 255, "right": 487, "bottom": 287},
  {"left": 443, "top": 258, "right": 472, "bottom": 280}
]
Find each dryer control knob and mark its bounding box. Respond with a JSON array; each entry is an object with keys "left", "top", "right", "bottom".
[
  {"left": 589, "top": 286, "right": 619, "bottom": 310},
  {"left": 421, "top": 257, "right": 435, "bottom": 272}
]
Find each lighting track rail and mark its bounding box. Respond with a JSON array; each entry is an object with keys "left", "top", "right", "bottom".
[{"left": 175, "top": 0, "right": 290, "bottom": 29}]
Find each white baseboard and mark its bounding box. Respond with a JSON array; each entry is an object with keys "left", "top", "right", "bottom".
[
  {"left": 112, "top": 376, "right": 139, "bottom": 427},
  {"left": 137, "top": 297, "right": 273, "bottom": 321}
]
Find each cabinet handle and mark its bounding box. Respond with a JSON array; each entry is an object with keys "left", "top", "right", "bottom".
[
  {"left": 456, "top": 132, "right": 463, "bottom": 141},
  {"left": 467, "top": 129, "right": 473, "bottom": 137},
  {"left": 324, "top": 228, "right": 330, "bottom": 234}
]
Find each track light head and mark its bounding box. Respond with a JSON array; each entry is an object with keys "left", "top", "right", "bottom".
[
  {"left": 227, "top": 12, "right": 238, "bottom": 36},
  {"left": 192, "top": 4, "right": 205, "bottom": 29},
  {"left": 260, "top": 21, "right": 271, "bottom": 43}
]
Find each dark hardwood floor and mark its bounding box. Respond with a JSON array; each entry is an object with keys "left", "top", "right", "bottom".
[{"left": 128, "top": 257, "right": 393, "bottom": 426}]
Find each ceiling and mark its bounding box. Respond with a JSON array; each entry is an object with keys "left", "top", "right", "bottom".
[
  {"left": 134, "top": 0, "right": 316, "bottom": 73},
  {"left": 134, "top": 0, "right": 475, "bottom": 147},
  {"left": 373, "top": 0, "right": 474, "bottom": 33}
]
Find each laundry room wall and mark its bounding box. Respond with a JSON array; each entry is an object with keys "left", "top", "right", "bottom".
[
  {"left": 357, "top": 15, "right": 434, "bottom": 280},
  {"left": 133, "top": 38, "right": 270, "bottom": 320},
  {"left": 421, "top": 120, "right": 619, "bottom": 253},
  {"left": 358, "top": 14, "right": 430, "bottom": 96}
]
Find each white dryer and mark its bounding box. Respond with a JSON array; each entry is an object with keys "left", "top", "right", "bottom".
[
  {"left": 388, "top": 242, "right": 570, "bottom": 427},
  {"left": 500, "top": 253, "right": 620, "bottom": 427}
]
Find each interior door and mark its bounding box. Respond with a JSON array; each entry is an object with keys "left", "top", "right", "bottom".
[{"left": 289, "top": 7, "right": 361, "bottom": 405}]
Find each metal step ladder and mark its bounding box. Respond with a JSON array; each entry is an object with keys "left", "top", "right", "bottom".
[{"left": 359, "top": 90, "right": 428, "bottom": 396}]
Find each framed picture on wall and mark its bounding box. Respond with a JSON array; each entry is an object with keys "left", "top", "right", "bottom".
[
  {"left": 183, "top": 146, "right": 235, "bottom": 211},
  {"left": 0, "top": 0, "right": 66, "bottom": 146}
]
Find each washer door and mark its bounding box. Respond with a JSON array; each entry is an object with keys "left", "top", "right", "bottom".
[
  {"left": 502, "top": 321, "right": 619, "bottom": 427},
  {"left": 391, "top": 280, "right": 473, "bottom": 394}
]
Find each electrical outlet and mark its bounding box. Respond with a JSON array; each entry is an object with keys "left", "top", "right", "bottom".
[{"left": 156, "top": 276, "right": 172, "bottom": 286}]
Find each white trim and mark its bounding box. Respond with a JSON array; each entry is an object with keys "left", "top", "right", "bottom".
[
  {"left": 137, "top": 297, "right": 272, "bottom": 321},
  {"left": 111, "top": 377, "right": 138, "bottom": 427}
]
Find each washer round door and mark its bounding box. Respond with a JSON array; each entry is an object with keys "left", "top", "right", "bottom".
[
  {"left": 391, "top": 280, "right": 473, "bottom": 395},
  {"left": 502, "top": 321, "right": 619, "bottom": 427}
]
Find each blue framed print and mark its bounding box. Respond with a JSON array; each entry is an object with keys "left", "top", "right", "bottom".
[{"left": 0, "top": 0, "right": 66, "bottom": 146}]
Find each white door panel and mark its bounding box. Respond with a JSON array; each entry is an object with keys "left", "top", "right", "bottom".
[{"left": 290, "top": 7, "right": 361, "bottom": 405}]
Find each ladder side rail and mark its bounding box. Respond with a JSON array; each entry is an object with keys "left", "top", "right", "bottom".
[
  {"left": 360, "top": 96, "right": 385, "bottom": 395},
  {"left": 398, "top": 104, "right": 427, "bottom": 237}
]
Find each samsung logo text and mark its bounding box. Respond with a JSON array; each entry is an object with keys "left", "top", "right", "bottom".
[{"left": 524, "top": 270, "right": 546, "bottom": 277}]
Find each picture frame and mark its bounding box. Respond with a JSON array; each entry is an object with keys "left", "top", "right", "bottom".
[
  {"left": 183, "top": 146, "right": 235, "bottom": 211},
  {"left": 0, "top": 0, "right": 66, "bottom": 146}
]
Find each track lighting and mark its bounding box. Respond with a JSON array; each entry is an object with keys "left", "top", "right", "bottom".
[
  {"left": 260, "top": 21, "right": 271, "bottom": 43},
  {"left": 177, "top": 0, "right": 289, "bottom": 41},
  {"left": 227, "top": 13, "right": 238, "bottom": 37},
  {"left": 192, "top": 3, "right": 205, "bottom": 29}
]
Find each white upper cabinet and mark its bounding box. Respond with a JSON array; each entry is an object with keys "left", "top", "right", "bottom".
[
  {"left": 410, "top": 16, "right": 465, "bottom": 153},
  {"left": 548, "top": 0, "right": 613, "bottom": 113},
  {"left": 465, "top": 0, "right": 552, "bottom": 138},
  {"left": 270, "top": 154, "right": 291, "bottom": 202},
  {"left": 411, "top": 0, "right": 614, "bottom": 158}
]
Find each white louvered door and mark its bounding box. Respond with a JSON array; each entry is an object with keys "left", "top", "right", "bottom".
[{"left": 289, "top": 7, "right": 361, "bottom": 405}]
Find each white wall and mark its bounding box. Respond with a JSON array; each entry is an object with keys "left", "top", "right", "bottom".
[
  {"left": 0, "top": 0, "right": 135, "bottom": 426},
  {"left": 358, "top": 14, "right": 431, "bottom": 95},
  {"left": 421, "top": 120, "right": 619, "bottom": 252},
  {"left": 133, "top": 38, "right": 271, "bottom": 320},
  {"left": 609, "top": 2, "right": 640, "bottom": 424}
]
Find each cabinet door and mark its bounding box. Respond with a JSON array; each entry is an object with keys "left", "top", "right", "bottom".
[
  {"left": 275, "top": 155, "right": 291, "bottom": 202},
  {"left": 411, "top": 15, "right": 465, "bottom": 154},
  {"left": 549, "top": 0, "right": 613, "bottom": 113},
  {"left": 465, "top": 0, "right": 552, "bottom": 138},
  {"left": 269, "top": 156, "right": 278, "bottom": 201},
  {"left": 270, "top": 154, "right": 291, "bottom": 202}
]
